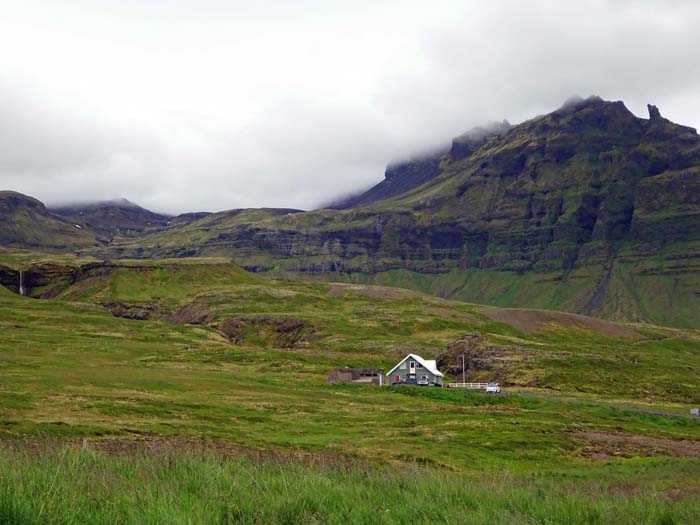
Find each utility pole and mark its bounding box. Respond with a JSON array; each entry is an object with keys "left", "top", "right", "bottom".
[{"left": 462, "top": 354, "right": 465, "bottom": 385}]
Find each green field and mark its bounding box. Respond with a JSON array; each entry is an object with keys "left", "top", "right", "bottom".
[
  {"left": 2, "top": 446, "right": 699, "bottom": 525},
  {"left": 1, "top": 256, "right": 699, "bottom": 523}
]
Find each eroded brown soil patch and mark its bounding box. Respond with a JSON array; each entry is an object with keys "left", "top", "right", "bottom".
[
  {"left": 219, "top": 315, "right": 315, "bottom": 348},
  {"left": 575, "top": 430, "right": 700, "bottom": 460},
  {"left": 481, "top": 307, "right": 639, "bottom": 339},
  {"left": 162, "top": 303, "right": 215, "bottom": 325}
]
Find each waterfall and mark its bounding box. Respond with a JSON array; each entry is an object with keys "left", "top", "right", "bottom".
[{"left": 19, "top": 269, "right": 24, "bottom": 296}]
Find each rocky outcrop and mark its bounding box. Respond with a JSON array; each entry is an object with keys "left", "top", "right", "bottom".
[
  {"left": 102, "top": 302, "right": 160, "bottom": 321},
  {"left": 436, "top": 333, "right": 526, "bottom": 384}
]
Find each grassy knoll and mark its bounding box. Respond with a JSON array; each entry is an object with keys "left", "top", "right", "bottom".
[{"left": 1, "top": 447, "right": 699, "bottom": 525}]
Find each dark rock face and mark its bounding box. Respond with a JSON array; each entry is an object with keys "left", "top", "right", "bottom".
[
  {"left": 219, "top": 316, "right": 314, "bottom": 348},
  {"left": 0, "top": 265, "right": 22, "bottom": 295},
  {"left": 329, "top": 151, "right": 447, "bottom": 209}
]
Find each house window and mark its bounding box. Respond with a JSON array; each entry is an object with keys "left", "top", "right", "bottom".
[
  {"left": 421, "top": 375, "right": 429, "bottom": 381},
  {"left": 409, "top": 361, "right": 416, "bottom": 373}
]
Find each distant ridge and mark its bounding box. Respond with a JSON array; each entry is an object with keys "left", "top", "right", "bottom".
[{"left": 50, "top": 199, "right": 173, "bottom": 240}]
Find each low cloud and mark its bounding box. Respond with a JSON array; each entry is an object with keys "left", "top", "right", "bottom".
[{"left": 0, "top": 0, "right": 698, "bottom": 214}]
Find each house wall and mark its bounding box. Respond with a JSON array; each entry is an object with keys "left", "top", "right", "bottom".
[{"left": 389, "top": 358, "right": 442, "bottom": 386}]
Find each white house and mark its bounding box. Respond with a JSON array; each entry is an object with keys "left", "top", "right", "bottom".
[{"left": 387, "top": 354, "right": 443, "bottom": 387}]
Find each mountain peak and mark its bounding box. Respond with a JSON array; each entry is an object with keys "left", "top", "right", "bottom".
[
  {"left": 557, "top": 94, "right": 604, "bottom": 112},
  {"left": 0, "top": 191, "right": 47, "bottom": 211},
  {"left": 49, "top": 198, "right": 172, "bottom": 241},
  {"left": 107, "top": 197, "right": 139, "bottom": 208},
  {"left": 55, "top": 197, "right": 144, "bottom": 211}
]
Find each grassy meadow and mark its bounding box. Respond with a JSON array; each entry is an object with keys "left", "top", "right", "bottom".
[
  {"left": 1, "top": 256, "right": 700, "bottom": 523},
  {"left": 2, "top": 446, "right": 699, "bottom": 525}
]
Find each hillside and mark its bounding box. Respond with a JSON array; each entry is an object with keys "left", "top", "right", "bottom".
[
  {"left": 1, "top": 256, "right": 698, "bottom": 402},
  {"left": 0, "top": 191, "right": 97, "bottom": 250},
  {"left": 96, "top": 97, "right": 700, "bottom": 328}
]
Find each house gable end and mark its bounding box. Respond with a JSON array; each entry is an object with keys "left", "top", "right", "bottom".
[{"left": 387, "top": 353, "right": 443, "bottom": 378}]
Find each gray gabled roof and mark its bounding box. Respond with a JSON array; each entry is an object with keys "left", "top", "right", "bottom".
[{"left": 387, "top": 353, "right": 443, "bottom": 378}]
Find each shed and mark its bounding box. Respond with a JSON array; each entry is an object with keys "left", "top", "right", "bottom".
[{"left": 329, "top": 367, "right": 385, "bottom": 386}]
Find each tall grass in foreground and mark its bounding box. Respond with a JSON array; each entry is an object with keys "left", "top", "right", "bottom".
[{"left": 0, "top": 447, "right": 696, "bottom": 525}]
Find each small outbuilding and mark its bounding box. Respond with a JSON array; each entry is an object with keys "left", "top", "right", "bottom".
[
  {"left": 329, "top": 367, "right": 385, "bottom": 386},
  {"left": 387, "top": 354, "right": 443, "bottom": 387}
]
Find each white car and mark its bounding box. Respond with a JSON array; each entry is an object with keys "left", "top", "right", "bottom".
[{"left": 485, "top": 383, "right": 501, "bottom": 394}]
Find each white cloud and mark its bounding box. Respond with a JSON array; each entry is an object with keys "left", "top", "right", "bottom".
[{"left": 0, "top": 0, "right": 698, "bottom": 214}]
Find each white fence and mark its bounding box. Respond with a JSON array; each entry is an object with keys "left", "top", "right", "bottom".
[{"left": 447, "top": 382, "right": 490, "bottom": 390}]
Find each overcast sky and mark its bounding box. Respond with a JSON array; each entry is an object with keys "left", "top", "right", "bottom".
[{"left": 1, "top": 0, "right": 699, "bottom": 214}]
